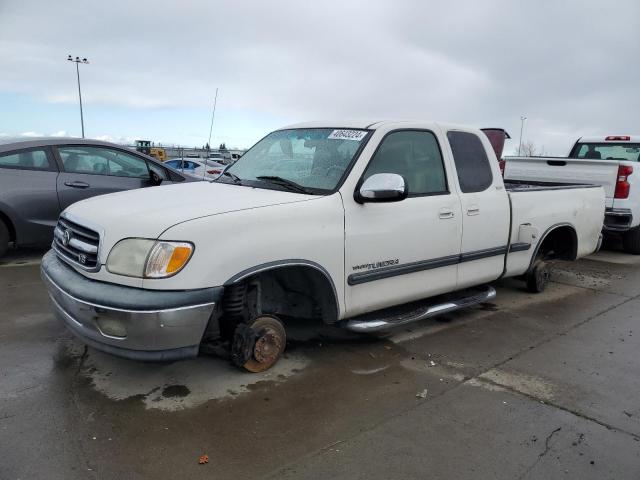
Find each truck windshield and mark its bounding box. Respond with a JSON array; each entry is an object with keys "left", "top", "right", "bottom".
[
  {"left": 571, "top": 143, "right": 640, "bottom": 162},
  {"left": 221, "top": 128, "right": 370, "bottom": 193}
]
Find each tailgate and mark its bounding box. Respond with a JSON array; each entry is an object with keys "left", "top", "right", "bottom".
[{"left": 504, "top": 156, "right": 619, "bottom": 207}]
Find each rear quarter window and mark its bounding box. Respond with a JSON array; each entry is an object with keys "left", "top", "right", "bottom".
[{"left": 447, "top": 131, "right": 493, "bottom": 193}]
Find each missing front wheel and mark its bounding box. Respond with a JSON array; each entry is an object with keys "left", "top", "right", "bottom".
[{"left": 231, "top": 315, "right": 287, "bottom": 373}]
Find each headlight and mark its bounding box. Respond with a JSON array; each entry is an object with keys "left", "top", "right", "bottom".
[
  {"left": 106, "top": 238, "right": 155, "bottom": 277},
  {"left": 106, "top": 239, "right": 194, "bottom": 278}
]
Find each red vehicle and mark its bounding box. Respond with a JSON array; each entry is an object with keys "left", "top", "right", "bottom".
[{"left": 482, "top": 128, "right": 511, "bottom": 175}]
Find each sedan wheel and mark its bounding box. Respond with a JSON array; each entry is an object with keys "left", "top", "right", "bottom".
[{"left": 0, "top": 220, "right": 9, "bottom": 259}]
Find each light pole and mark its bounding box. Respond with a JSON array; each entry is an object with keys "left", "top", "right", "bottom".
[
  {"left": 518, "top": 116, "right": 527, "bottom": 156},
  {"left": 67, "top": 55, "right": 89, "bottom": 138}
]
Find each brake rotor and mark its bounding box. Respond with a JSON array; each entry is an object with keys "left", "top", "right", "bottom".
[{"left": 242, "top": 315, "right": 286, "bottom": 373}]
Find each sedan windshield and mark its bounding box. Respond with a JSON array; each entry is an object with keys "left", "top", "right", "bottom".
[{"left": 222, "top": 128, "right": 369, "bottom": 193}]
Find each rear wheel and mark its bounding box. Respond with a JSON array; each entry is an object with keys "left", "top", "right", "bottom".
[
  {"left": 231, "top": 315, "right": 286, "bottom": 373},
  {"left": 526, "top": 259, "right": 550, "bottom": 293},
  {"left": 0, "top": 220, "right": 9, "bottom": 259},
  {"left": 622, "top": 228, "right": 640, "bottom": 255}
]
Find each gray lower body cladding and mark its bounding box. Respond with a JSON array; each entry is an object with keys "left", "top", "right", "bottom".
[{"left": 41, "top": 250, "right": 222, "bottom": 361}]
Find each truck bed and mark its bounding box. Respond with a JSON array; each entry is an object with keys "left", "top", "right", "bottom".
[
  {"left": 503, "top": 156, "right": 620, "bottom": 207},
  {"left": 503, "top": 181, "right": 605, "bottom": 279},
  {"left": 504, "top": 179, "right": 601, "bottom": 192}
]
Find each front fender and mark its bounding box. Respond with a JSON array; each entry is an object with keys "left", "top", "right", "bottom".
[{"left": 142, "top": 194, "right": 347, "bottom": 317}]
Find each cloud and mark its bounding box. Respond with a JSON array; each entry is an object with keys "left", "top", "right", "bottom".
[
  {"left": 1, "top": 130, "right": 71, "bottom": 140},
  {"left": 0, "top": 0, "right": 638, "bottom": 153},
  {"left": 93, "top": 134, "right": 137, "bottom": 145}
]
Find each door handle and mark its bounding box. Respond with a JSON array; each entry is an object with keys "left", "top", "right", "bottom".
[
  {"left": 439, "top": 208, "right": 455, "bottom": 219},
  {"left": 64, "top": 181, "right": 90, "bottom": 189},
  {"left": 467, "top": 205, "right": 480, "bottom": 216}
]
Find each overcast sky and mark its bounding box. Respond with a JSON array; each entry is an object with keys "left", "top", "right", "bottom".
[{"left": 1, "top": 0, "right": 638, "bottom": 153}]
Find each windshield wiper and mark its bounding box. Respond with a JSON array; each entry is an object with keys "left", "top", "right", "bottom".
[
  {"left": 255, "top": 175, "right": 313, "bottom": 194},
  {"left": 219, "top": 170, "right": 242, "bottom": 183}
]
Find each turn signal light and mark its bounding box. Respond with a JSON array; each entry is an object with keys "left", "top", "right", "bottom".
[
  {"left": 145, "top": 241, "right": 194, "bottom": 278},
  {"left": 166, "top": 245, "right": 193, "bottom": 274},
  {"left": 615, "top": 165, "right": 633, "bottom": 199}
]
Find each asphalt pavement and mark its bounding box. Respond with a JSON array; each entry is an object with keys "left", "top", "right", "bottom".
[{"left": 1, "top": 247, "right": 639, "bottom": 479}]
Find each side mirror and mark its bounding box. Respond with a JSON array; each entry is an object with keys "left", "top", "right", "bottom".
[
  {"left": 148, "top": 164, "right": 166, "bottom": 185},
  {"left": 356, "top": 173, "right": 408, "bottom": 203},
  {"left": 150, "top": 171, "right": 163, "bottom": 185}
]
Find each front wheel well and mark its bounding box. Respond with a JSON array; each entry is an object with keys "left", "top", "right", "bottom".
[{"left": 220, "top": 265, "right": 340, "bottom": 336}]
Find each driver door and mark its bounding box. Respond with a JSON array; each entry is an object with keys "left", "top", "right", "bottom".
[
  {"left": 343, "top": 129, "right": 462, "bottom": 317},
  {"left": 54, "top": 145, "right": 152, "bottom": 210}
]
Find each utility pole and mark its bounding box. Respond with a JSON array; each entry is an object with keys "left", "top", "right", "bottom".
[
  {"left": 67, "top": 55, "right": 89, "bottom": 138},
  {"left": 518, "top": 116, "right": 527, "bottom": 156}
]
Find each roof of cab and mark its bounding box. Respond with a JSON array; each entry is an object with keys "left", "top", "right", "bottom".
[
  {"left": 577, "top": 135, "right": 640, "bottom": 143},
  {"left": 278, "top": 119, "right": 475, "bottom": 131},
  {"left": 280, "top": 120, "right": 383, "bottom": 130}
]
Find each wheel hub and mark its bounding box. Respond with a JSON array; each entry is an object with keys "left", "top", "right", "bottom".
[
  {"left": 253, "top": 329, "right": 283, "bottom": 364},
  {"left": 237, "top": 315, "right": 287, "bottom": 373},
  {"left": 538, "top": 266, "right": 550, "bottom": 284}
]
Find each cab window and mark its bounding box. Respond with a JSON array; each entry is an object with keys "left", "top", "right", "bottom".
[
  {"left": 572, "top": 143, "right": 640, "bottom": 161},
  {"left": 362, "top": 130, "right": 447, "bottom": 196},
  {"left": 447, "top": 131, "right": 493, "bottom": 193}
]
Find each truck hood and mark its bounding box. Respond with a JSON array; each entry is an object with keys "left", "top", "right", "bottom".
[{"left": 65, "top": 181, "right": 314, "bottom": 253}]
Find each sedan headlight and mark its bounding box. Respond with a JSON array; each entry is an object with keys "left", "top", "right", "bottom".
[{"left": 106, "top": 239, "right": 194, "bottom": 278}]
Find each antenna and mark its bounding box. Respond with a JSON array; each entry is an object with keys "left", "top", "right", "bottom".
[
  {"left": 205, "top": 88, "right": 219, "bottom": 180},
  {"left": 207, "top": 88, "right": 219, "bottom": 153}
]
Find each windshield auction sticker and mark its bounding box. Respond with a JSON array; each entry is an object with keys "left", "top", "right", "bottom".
[{"left": 328, "top": 129, "right": 368, "bottom": 141}]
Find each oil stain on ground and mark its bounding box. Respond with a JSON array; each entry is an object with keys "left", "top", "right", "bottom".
[
  {"left": 76, "top": 343, "right": 308, "bottom": 411},
  {"left": 162, "top": 385, "right": 191, "bottom": 398}
]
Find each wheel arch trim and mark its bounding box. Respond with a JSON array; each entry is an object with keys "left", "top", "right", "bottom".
[
  {"left": 223, "top": 259, "right": 341, "bottom": 320},
  {"left": 527, "top": 222, "right": 578, "bottom": 272}
]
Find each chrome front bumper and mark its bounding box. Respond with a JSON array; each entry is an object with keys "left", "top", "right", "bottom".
[{"left": 41, "top": 250, "right": 222, "bottom": 361}]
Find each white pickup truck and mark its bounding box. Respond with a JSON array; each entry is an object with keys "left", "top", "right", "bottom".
[
  {"left": 41, "top": 121, "right": 605, "bottom": 372},
  {"left": 505, "top": 135, "right": 640, "bottom": 253}
]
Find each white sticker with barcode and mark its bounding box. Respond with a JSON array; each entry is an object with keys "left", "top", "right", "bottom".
[{"left": 328, "top": 129, "right": 368, "bottom": 141}]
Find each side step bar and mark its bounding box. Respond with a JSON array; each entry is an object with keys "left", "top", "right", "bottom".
[{"left": 343, "top": 285, "right": 496, "bottom": 333}]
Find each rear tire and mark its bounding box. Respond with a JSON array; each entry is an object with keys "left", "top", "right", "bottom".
[
  {"left": 0, "top": 220, "right": 9, "bottom": 259},
  {"left": 622, "top": 228, "right": 640, "bottom": 255},
  {"left": 526, "top": 260, "right": 550, "bottom": 293}
]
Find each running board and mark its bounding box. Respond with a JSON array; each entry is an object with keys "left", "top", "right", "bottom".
[{"left": 342, "top": 285, "right": 496, "bottom": 333}]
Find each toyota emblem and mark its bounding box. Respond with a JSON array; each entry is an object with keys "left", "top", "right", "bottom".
[{"left": 62, "top": 229, "right": 72, "bottom": 247}]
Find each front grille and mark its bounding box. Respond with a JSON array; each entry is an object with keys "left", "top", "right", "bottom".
[{"left": 53, "top": 216, "right": 101, "bottom": 271}]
